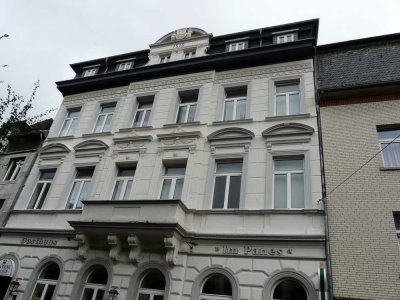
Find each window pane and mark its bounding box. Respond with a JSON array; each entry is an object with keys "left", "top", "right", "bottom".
[
  {"left": 76, "top": 181, "right": 91, "bottom": 209},
  {"left": 274, "top": 174, "right": 287, "bottom": 208},
  {"left": 176, "top": 105, "right": 187, "bottom": 123},
  {"left": 76, "top": 168, "right": 94, "bottom": 179},
  {"left": 140, "top": 270, "right": 166, "bottom": 290},
  {"left": 228, "top": 176, "right": 241, "bottom": 208},
  {"left": 69, "top": 110, "right": 80, "bottom": 118},
  {"left": 118, "top": 168, "right": 135, "bottom": 177},
  {"left": 40, "top": 263, "right": 60, "bottom": 280},
  {"left": 66, "top": 182, "right": 81, "bottom": 209},
  {"left": 276, "top": 95, "right": 286, "bottom": 115},
  {"left": 212, "top": 176, "right": 226, "bottom": 208},
  {"left": 143, "top": 110, "right": 151, "bottom": 126},
  {"left": 276, "top": 83, "right": 299, "bottom": 93},
  {"left": 394, "top": 214, "right": 400, "bottom": 230},
  {"left": 43, "top": 284, "right": 56, "bottom": 300},
  {"left": 88, "top": 267, "right": 108, "bottom": 284},
  {"left": 94, "top": 290, "right": 105, "bottom": 300},
  {"left": 275, "top": 159, "right": 303, "bottom": 170},
  {"left": 381, "top": 142, "right": 400, "bottom": 167},
  {"left": 216, "top": 162, "right": 242, "bottom": 174},
  {"left": 60, "top": 119, "right": 72, "bottom": 136},
  {"left": 223, "top": 101, "right": 234, "bottom": 121},
  {"left": 378, "top": 129, "right": 400, "bottom": 140},
  {"left": 154, "top": 296, "right": 164, "bottom": 300},
  {"left": 112, "top": 180, "right": 123, "bottom": 200},
  {"left": 187, "top": 104, "right": 196, "bottom": 122},
  {"left": 225, "top": 86, "right": 247, "bottom": 98},
  {"left": 291, "top": 173, "right": 305, "bottom": 208},
  {"left": 28, "top": 183, "right": 44, "bottom": 209},
  {"left": 82, "top": 288, "right": 94, "bottom": 300},
  {"left": 40, "top": 170, "right": 56, "bottom": 180},
  {"left": 289, "top": 93, "right": 300, "bottom": 115},
  {"left": 32, "top": 283, "right": 45, "bottom": 299},
  {"left": 101, "top": 106, "right": 115, "bottom": 113},
  {"left": 236, "top": 99, "right": 246, "bottom": 120},
  {"left": 165, "top": 167, "right": 186, "bottom": 176},
  {"left": 68, "top": 118, "right": 77, "bottom": 135},
  {"left": 173, "top": 178, "right": 184, "bottom": 199},
  {"left": 133, "top": 110, "right": 144, "bottom": 127},
  {"left": 138, "top": 294, "right": 150, "bottom": 300},
  {"left": 202, "top": 274, "right": 232, "bottom": 296},
  {"left": 273, "top": 279, "right": 307, "bottom": 300},
  {"left": 160, "top": 179, "right": 172, "bottom": 199},
  {"left": 138, "top": 102, "right": 153, "bottom": 109},
  {"left": 103, "top": 114, "right": 112, "bottom": 132},
  {"left": 123, "top": 180, "right": 133, "bottom": 200},
  {"left": 36, "top": 183, "right": 51, "bottom": 209},
  {"left": 94, "top": 115, "right": 105, "bottom": 132}
]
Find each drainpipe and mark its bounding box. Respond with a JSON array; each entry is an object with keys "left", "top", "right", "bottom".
[
  {"left": 2, "top": 130, "right": 47, "bottom": 227},
  {"left": 313, "top": 47, "right": 334, "bottom": 300},
  {"left": 259, "top": 28, "right": 263, "bottom": 47}
]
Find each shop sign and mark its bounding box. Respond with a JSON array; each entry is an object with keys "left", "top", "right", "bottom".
[
  {"left": 0, "top": 259, "right": 14, "bottom": 277},
  {"left": 21, "top": 237, "right": 58, "bottom": 246},
  {"left": 214, "top": 245, "right": 293, "bottom": 256}
]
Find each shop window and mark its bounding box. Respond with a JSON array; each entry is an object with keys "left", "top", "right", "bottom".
[
  {"left": 30, "top": 263, "right": 60, "bottom": 300},
  {"left": 272, "top": 278, "right": 307, "bottom": 300},
  {"left": 200, "top": 274, "right": 232, "bottom": 300},
  {"left": 81, "top": 267, "right": 108, "bottom": 300},
  {"left": 138, "top": 270, "right": 166, "bottom": 300}
]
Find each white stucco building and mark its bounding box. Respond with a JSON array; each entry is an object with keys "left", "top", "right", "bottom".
[{"left": 0, "top": 20, "right": 327, "bottom": 300}]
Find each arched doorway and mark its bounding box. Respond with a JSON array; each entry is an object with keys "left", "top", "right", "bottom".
[
  {"left": 0, "top": 258, "right": 16, "bottom": 299},
  {"left": 272, "top": 278, "right": 307, "bottom": 300}
]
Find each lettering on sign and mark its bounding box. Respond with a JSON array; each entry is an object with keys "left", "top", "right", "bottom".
[
  {"left": 0, "top": 259, "right": 14, "bottom": 277},
  {"left": 21, "top": 237, "right": 58, "bottom": 246},
  {"left": 173, "top": 43, "right": 185, "bottom": 48},
  {"left": 214, "top": 245, "right": 293, "bottom": 257}
]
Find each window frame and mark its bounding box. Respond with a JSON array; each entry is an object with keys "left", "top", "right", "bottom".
[
  {"left": 160, "top": 54, "right": 171, "bottom": 64},
  {"left": 93, "top": 102, "right": 116, "bottom": 133},
  {"left": 222, "top": 86, "right": 248, "bottom": 121},
  {"left": 83, "top": 68, "right": 98, "bottom": 77},
  {"left": 276, "top": 33, "right": 295, "bottom": 44},
  {"left": 59, "top": 107, "right": 81, "bottom": 137},
  {"left": 274, "top": 81, "right": 301, "bottom": 116},
  {"left": 132, "top": 96, "right": 154, "bottom": 128},
  {"left": 137, "top": 272, "right": 166, "bottom": 300},
  {"left": 159, "top": 165, "right": 186, "bottom": 200},
  {"left": 80, "top": 267, "right": 108, "bottom": 300},
  {"left": 228, "top": 42, "right": 246, "bottom": 52},
  {"left": 66, "top": 167, "right": 95, "bottom": 209},
  {"left": 117, "top": 61, "right": 133, "bottom": 71},
  {"left": 184, "top": 49, "right": 196, "bottom": 59},
  {"left": 111, "top": 165, "right": 136, "bottom": 200},
  {"left": 176, "top": 101, "right": 197, "bottom": 123},
  {"left": 27, "top": 169, "right": 56, "bottom": 210},
  {"left": 377, "top": 128, "right": 400, "bottom": 167},
  {"left": 3, "top": 157, "right": 25, "bottom": 181},
  {"left": 30, "top": 264, "right": 60, "bottom": 300}
]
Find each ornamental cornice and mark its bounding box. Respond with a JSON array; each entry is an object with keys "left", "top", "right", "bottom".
[
  {"left": 129, "top": 72, "right": 214, "bottom": 93},
  {"left": 63, "top": 87, "right": 129, "bottom": 103},
  {"left": 215, "top": 62, "right": 313, "bottom": 83}
]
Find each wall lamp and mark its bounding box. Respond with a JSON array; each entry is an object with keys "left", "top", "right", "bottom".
[{"left": 108, "top": 288, "right": 119, "bottom": 300}]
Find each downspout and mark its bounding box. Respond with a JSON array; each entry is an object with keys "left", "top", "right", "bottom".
[
  {"left": 259, "top": 28, "right": 263, "bottom": 47},
  {"left": 313, "top": 47, "right": 334, "bottom": 300},
  {"left": 2, "top": 130, "right": 47, "bottom": 227}
]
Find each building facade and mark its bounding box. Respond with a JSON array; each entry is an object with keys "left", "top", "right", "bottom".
[
  {"left": 0, "top": 20, "right": 327, "bottom": 300},
  {"left": 317, "top": 34, "right": 400, "bottom": 299}
]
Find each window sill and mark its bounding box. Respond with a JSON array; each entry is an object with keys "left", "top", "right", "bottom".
[
  {"left": 163, "top": 122, "right": 202, "bottom": 128},
  {"left": 265, "top": 113, "right": 311, "bottom": 121},
  {"left": 47, "top": 135, "right": 75, "bottom": 141},
  {"left": 82, "top": 132, "right": 112, "bottom": 138},
  {"left": 11, "top": 209, "right": 83, "bottom": 214},
  {"left": 118, "top": 126, "right": 153, "bottom": 133},
  {"left": 0, "top": 181, "right": 17, "bottom": 185},
  {"left": 380, "top": 167, "right": 400, "bottom": 171},
  {"left": 212, "top": 118, "right": 253, "bottom": 126}
]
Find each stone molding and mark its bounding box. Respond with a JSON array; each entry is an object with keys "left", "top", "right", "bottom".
[
  {"left": 262, "top": 122, "right": 314, "bottom": 146},
  {"left": 107, "top": 234, "right": 121, "bottom": 261},
  {"left": 39, "top": 143, "right": 70, "bottom": 157},
  {"left": 207, "top": 127, "right": 255, "bottom": 142},
  {"left": 63, "top": 87, "right": 128, "bottom": 103},
  {"left": 127, "top": 235, "right": 141, "bottom": 264}
]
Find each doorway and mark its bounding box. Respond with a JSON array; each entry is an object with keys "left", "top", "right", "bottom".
[{"left": 0, "top": 276, "right": 11, "bottom": 300}]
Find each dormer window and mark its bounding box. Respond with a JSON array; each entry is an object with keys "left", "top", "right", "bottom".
[
  {"left": 83, "top": 68, "right": 98, "bottom": 77},
  {"left": 117, "top": 61, "right": 133, "bottom": 71},
  {"left": 160, "top": 54, "right": 171, "bottom": 64},
  {"left": 184, "top": 50, "right": 196, "bottom": 59},
  {"left": 228, "top": 42, "right": 246, "bottom": 52},
  {"left": 275, "top": 32, "right": 297, "bottom": 44}
]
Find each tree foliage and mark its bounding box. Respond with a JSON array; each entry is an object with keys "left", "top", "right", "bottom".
[{"left": 0, "top": 81, "right": 55, "bottom": 151}]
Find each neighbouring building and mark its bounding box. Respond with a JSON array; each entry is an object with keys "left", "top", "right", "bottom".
[
  {"left": 0, "top": 20, "right": 328, "bottom": 300},
  {"left": 0, "top": 119, "right": 52, "bottom": 298},
  {"left": 317, "top": 33, "right": 400, "bottom": 299}
]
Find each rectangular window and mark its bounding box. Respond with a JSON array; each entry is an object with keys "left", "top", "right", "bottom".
[
  {"left": 176, "top": 90, "right": 199, "bottom": 123},
  {"left": 184, "top": 50, "right": 196, "bottom": 59},
  {"left": 160, "top": 55, "right": 171, "bottom": 64},
  {"left": 112, "top": 166, "right": 135, "bottom": 200},
  {"left": 394, "top": 214, "right": 400, "bottom": 232},
  {"left": 275, "top": 81, "right": 300, "bottom": 116},
  {"left": 66, "top": 167, "right": 95, "bottom": 209},
  {"left": 27, "top": 169, "right": 56, "bottom": 209},
  {"left": 223, "top": 86, "right": 247, "bottom": 121},
  {"left": 274, "top": 158, "right": 304, "bottom": 209},
  {"left": 276, "top": 33, "right": 295, "bottom": 44},
  {"left": 94, "top": 103, "right": 116, "bottom": 133},
  {"left": 160, "top": 165, "right": 186, "bottom": 200},
  {"left": 59, "top": 108, "right": 80, "bottom": 137},
  {"left": 212, "top": 161, "right": 242, "bottom": 209},
  {"left": 83, "top": 68, "right": 98, "bottom": 77},
  {"left": 0, "top": 199, "right": 5, "bottom": 210},
  {"left": 4, "top": 157, "right": 25, "bottom": 181},
  {"left": 228, "top": 42, "right": 245, "bottom": 52},
  {"left": 378, "top": 129, "right": 400, "bottom": 167},
  {"left": 117, "top": 61, "right": 133, "bottom": 71},
  {"left": 132, "top": 95, "right": 154, "bottom": 128}
]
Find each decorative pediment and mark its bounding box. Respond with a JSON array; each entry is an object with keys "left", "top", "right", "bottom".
[
  {"left": 40, "top": 143, "right": 70, "bottom": 156},
  {"left": 156, "top": 130, "right": 201, "bottom": 155},
  {"left": 207, "top": 127, "right": 255, "bottom": 142},
  {"left": 74, "top": 140, "right": 109, "bottom": 157},
  {"left": 112, "top": 135, "right": 153, "bottom": 156},
  {"left": 262, "top": 123, "right": 314, "bottom": 146}
]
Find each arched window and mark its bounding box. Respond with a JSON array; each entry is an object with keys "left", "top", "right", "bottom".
[
  {"left": 200, "top": 274, "right": 232, "bottom": 300},
  {"left": 137, "top": 270, "right": 166, "bottom": 300},
  {"left": 81, "top": 266, "right": 108, "bottom": 300},
  {"left": 30, "top": 263, "right": 60, "bottom": 300},
  {"left": 272, "top": 278, "right": 307, "bottom": 300}
]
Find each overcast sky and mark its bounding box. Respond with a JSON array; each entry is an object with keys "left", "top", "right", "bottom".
[{"left": 1, "top": 0, "right": 399, "bottom": 119}]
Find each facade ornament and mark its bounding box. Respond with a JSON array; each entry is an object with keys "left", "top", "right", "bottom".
[
  {"left": 76, "top": 233, "right": 89, "bottom": 259},
  {"left": 164, "top": 236, "right": 180, "bottom": 266},
  {"left": 127, "top": 235, "right": 141, "bottom": 264},
  {"left": 107, "top": 234, "right": 121, "bottom": 261}
]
